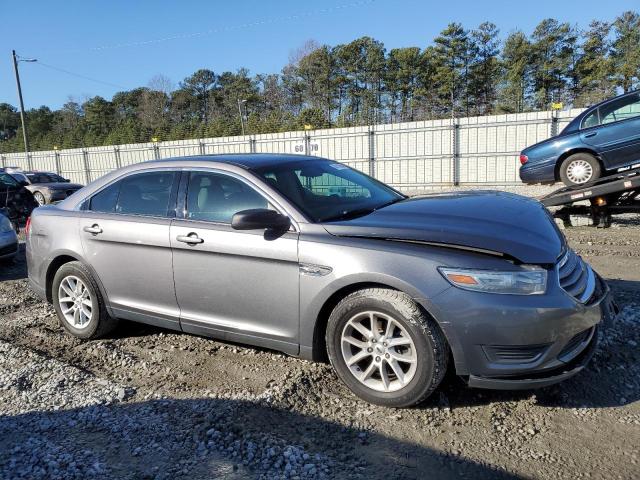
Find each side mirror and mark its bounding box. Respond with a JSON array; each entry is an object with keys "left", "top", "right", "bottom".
[
  {"left": 18, "top": 180, "right": 29, "bottom": 187},
  {"left": 63, "top": 178, "right": 70, "bottom": 183},
  {"left": 231, "top": 208, "right": 291, "bottom": 231}
]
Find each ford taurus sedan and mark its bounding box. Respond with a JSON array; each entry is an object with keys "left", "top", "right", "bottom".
[
  {"left": 520, "top": 90, "right": 640, "bottom": 186},
  {"left": 26, "top": 154, "right": 617, "bottom": 407}
]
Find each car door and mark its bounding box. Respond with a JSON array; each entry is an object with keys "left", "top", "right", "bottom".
[
  {"left": 80, "top": 169, "right": 181, "bottom": 329},
  {"left": 580, "top": 92, "right": 640, "bottom": 170},
  {"left": 170, "top": 169, "right": 300, "bottom": 354}
]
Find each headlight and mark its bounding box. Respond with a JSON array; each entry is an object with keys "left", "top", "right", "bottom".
[
  {"left": 0, "top": 216, "right": 15, "bottom": 234},
  {"left": 439, "top": 267, "right": 547, "bottom": 295}
]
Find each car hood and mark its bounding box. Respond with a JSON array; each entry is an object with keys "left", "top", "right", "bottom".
[
  {"left": 30, "top": 182, "right": 83, "bottom": 190},
  {"left": 322, "top": 191, "right": 565, "bottom": 264}
]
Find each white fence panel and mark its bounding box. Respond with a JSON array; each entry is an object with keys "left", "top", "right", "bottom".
[{"left": 2, "top": 108, "right": 585, "bottom": 189}]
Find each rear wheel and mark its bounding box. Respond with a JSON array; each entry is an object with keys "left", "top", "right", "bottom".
[
  {"left": 559, "top": 153, "right": 601, "bottom": 186},
  {"left": 52, "top": 261, "right": 118, "bottom": 339},
  {"left": 326, "top": 288, "right": 448, "bottom": 407}
]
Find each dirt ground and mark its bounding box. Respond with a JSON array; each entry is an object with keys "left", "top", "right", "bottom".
[{"left": 0, "top": 215, "right": 639, "bottom": 479}]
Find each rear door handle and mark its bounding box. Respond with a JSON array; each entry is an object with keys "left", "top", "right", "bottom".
[
  {"left": 176, "top": 233, "right": 204, "bottom": 244},
  {"left": 584, "top": 132, "right": 598, "bottom": 138},
  {"left": 83, "top": 224, "right": 102, "bottom": 235}
]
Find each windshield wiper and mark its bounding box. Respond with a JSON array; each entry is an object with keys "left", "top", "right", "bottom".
[{"left": 319, "top": 198, "right": 403, "bottom": 223}]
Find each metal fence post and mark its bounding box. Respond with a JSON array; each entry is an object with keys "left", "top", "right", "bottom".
[
  {"left": 114, "top": 146, "right": 122, "bottom": 169},
  {"left": 550, "top": 110, "right": 559, "bottom": 137},
  {"left": 452, "top": 120, "right": 460, "bottom": 186},
  {"left": 26, "top": 153, "right": 33, "bottom": 171},
  {"left": 249, "top": 137, "right": 256, "bottom": 153},
  {"left": 54, "top": 150, "right": 61, "bottom": 175},
  {"left": 81, "top": 149, "right": 91, "bottom": 184},
  {"left": 0, "top": 154, "right": 5, "bottom": 168},
  {"left": 152, "top": 143, "right": 160, "bottom": 160},
  {"left": 368, "top": 128, "right": 376, "bottom": 178},
  {"left": 304, "top": 133, "right": 311, "bottom": 156},
  {"left": 199, "top": 141, "right": 206, "bottom": 156}
]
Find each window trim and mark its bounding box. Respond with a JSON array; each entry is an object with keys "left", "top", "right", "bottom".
[
  {"left": 84, "top": 168, "right": 181, "bottom": 219},
  {"left": 177, "top": 167, "right": 299, "bottom": 232}
]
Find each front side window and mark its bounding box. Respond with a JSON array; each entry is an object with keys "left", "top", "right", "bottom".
[
  {"left": 186, "top": 172, "right": 269, "bottom": 223},
  {"left": 88, "top": 171, "right": 176, "bottom": 217},
  {"left": 600, "top": 93, "right": 640, "bottom": 125},
  {"left": 253, "top": 159, "right": 404, "bottom": 222}
]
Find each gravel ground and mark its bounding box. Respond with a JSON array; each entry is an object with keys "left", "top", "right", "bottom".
[{"left": 1, "top": 190, "right": 639, "bottom": 480}]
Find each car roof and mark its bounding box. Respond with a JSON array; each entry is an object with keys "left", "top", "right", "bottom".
[{"left": 146, "top": 153, "right": 321, "bottom": 170}]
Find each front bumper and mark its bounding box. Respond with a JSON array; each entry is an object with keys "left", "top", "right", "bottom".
[
  {"left": 48, "top": 189, "right": 78, "bottom": 202},
  {"left": 427, "top": 272, "right": 616, "bottom": 390}
]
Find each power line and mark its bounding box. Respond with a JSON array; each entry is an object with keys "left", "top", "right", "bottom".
[
  {"left": 43, "top": 0, "right": 376, "bottom": 54},
  {"left": 33, "top": 61, "right": 127, "bottom": 90}
]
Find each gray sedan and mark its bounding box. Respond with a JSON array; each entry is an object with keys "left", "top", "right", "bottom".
[{"left": 25, "top": 155, "right": 617, "bottom": 407}]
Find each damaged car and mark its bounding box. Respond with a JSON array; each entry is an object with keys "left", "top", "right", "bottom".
[
  {"left": 25, "top": 155, "right": 617, "bottom": 407},
  {"left": 0, "top": 171, "right": 38, "bottom": 227}
]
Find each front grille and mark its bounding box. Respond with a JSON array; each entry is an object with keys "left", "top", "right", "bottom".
[
  {"left": 557, "top": 250, "right": 595, "bottom": 303},
  {"left": 483, "top": 344, "right": 549, "bottom": 364}
]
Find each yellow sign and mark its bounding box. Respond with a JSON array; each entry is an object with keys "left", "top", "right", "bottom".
[
  {"left": 303, "top": 124, "right": 313, "bottom": 130},
  {"left": 551, "top": 102, "right": 563, "bottom": 110},
  {"left": 151, "top": 137, "right": 159, "bottom": 143}
]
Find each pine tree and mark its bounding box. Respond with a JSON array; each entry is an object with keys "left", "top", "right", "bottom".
[{"left": 612, "top": 11, "right": 640, "bottom": 92}]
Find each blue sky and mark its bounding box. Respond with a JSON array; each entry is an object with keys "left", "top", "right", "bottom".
[{"left": 2, "top": 0, "right": 638, "bottom": 109}]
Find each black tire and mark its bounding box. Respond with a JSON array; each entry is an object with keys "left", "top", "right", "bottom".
[
  {"left": 559, "top": 153, "right": 601, "bottom": 186},
  {"left": 33, "top": 191, "right": 46, "bottom": 206},
  {"left": 326, "top": 288, "right": 448, "bottom": 408},
  {"left": 52, "top": 261, "right": 118, "bottom": 339}
]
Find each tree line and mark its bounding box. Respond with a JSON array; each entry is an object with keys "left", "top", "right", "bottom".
[{"left": 1, "top": 11, "right": 639, "bottom": 154}]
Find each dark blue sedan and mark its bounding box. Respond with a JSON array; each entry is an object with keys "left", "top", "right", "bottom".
[{"left": 520, "top": 90, "right": 640, "bottom": 186}]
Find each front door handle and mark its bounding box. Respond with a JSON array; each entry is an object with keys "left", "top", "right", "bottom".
[
  {"left": 83, "top": 224, "right": 103, "bottom": 235},
  {"left": 176, "top": 233, "right": 204, "bottom": 244},
  {"left": 584, "top": 131, "right": 598, "bottom": 138}
]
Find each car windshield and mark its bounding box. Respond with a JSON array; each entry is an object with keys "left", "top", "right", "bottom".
[
  {"left": 252, "top": 159, "right": 405, "bottom": 222},
  {"left": 0, "top": 173, "right": 19, "bottom": 189}
]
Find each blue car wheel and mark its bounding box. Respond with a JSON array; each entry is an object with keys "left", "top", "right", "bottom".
[{"left": 559, "top": 153, "right": 601, "bottom": 186}]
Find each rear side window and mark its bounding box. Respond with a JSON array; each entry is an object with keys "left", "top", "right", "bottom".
[
  {"left": 186, "top": 172, "right": 269, "bottom": 223},
  {"left": 581, "top": 109, "right": 600, "bottom": 129},
  {"left": 88, "top": 171, "right": 177, "bottom": 217}
]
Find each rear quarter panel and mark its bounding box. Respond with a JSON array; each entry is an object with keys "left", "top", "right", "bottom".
[{"left": 27, "top": 208, "right": 84, "bottom": 298}]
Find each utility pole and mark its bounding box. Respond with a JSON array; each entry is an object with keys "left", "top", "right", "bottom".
[{"left": 12, "top": 50, "right": 37, "bottom": 158}]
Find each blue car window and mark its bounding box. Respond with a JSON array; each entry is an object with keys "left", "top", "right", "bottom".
[{"left": 582, "top": 110, "right": 600, "bottom": 129}]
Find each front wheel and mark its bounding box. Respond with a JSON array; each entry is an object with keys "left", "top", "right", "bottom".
[
  {"left": 326, "top": 288, "right": 448, "bottom": 408},
  {"left": 33, "top": 191, "right": 46, "bottom": 206},
  {"left": 559, "top": 153, "right": 601, "bottom": 186}
]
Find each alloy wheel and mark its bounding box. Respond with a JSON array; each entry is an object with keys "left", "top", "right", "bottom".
[
  {"left": 340, "top": 310, "right": 418, "bottom": 392},
  {"left": 58, "top": 275, "right": 93, "bottom": 329}
]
